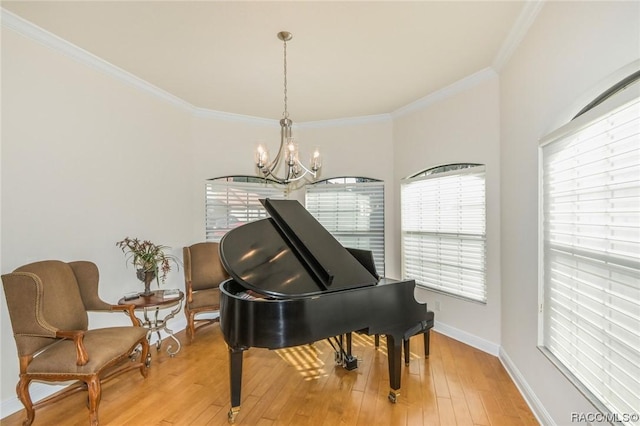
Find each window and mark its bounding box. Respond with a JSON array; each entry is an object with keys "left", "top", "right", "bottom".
[
  {"left": 305, "top": 177, "right": 385, "bottom": 276},
  {"left": 539, "top": 82, "right": 639, "bottom": 421},
  {"left": 401, "top": 164, "right": 486, "bottom": 302},
  {"left": 205, "top": 176, "right": 287, "bottom": 242}
]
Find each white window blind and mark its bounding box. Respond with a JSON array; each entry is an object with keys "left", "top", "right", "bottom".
[
  {"left": 540, "top": 93, "right": 640, "bottom": 422},
  {"left": 205, "top": 178, "right": 287, "bottom": 242},
  {"left": 401, "top": 165, "right": 486, "bottom": 302},
  {"left": 305, "top": 179, "right": 385, "bottom": 276}
]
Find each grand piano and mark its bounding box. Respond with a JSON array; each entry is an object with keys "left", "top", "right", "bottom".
[{"left": 219, "top": 199, "right": 431, "bottom": 423}]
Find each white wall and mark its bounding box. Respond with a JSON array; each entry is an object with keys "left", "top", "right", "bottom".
[
  {"left": 499, "top": 2, "right": 639, "bottom": 424},
  {"left": 0, "top": 27, "right": 193, "bottom": 410},
  {"left": 392, "top": 71, "right": 502, "bottom": 352}
]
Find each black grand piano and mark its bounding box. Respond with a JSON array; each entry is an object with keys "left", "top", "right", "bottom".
[{"left": 219, "top": 199, "right": 431, "bottom": 423}]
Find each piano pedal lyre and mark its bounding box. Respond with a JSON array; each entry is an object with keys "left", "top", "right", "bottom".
[
  {"left": 228, "top": 406, "right": 240, "bottom": 424},
  {"left": 344, "top": 354, "right": 358, "bottom": 370},
  {"left": 330, "top": 336, "right": 359, "bottom": 370}
]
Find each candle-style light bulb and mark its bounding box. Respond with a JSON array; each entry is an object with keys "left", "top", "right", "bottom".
[
  {"left": 256, "top": 144, "right": 268, "bottom": 168},
  {"left": 286, "top": 139, "right": 298, "bottom": 165},
  {"left": 311, "top": 149, "right": 321, "bottom": 171}
]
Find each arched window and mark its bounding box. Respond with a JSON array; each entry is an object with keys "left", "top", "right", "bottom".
[
  {"left": 401, "top": 164, "right": 486, "bottom": 302},
  {"left": 205, "top": 176, "right": 287, "bottom": 242},
  {"left": 539, "top": 74, "right": 640, "bottom": 419},
  {"left": 305, "top": 177, "right": 385, "bottom": 276}
]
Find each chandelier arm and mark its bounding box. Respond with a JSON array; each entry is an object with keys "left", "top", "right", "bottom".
[
  {"left": 284, "top": 168, "right": 314, "bottom": 183},
  {"left": 292, "top": 162, "right": 317, "bottom": 179},
  {"left": 263, "top": 121, "right": 289, "bottom": 175},
  {"left": 265, "top": 142, "right": 284, "bottom": 175},
  {"left": 262, "top": 171, "right": 287, "bottom": 185}
]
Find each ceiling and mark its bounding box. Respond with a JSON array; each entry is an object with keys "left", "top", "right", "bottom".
[{"left": 2, "top": 1, "right": 532, "bottom": 122}]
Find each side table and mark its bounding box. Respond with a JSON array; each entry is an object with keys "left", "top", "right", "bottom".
[{"left": 118, "top": 290, "right": 184, "bottom": 366}]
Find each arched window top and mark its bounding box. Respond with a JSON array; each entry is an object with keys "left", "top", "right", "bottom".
[
  {"left": 207, "top": 175, "right": 284, "bottom": 185},
  {"left": 309, "top": 176, "right": 382, "bottom": 185},
  {"left": 409, "top": 163, "right": 483, "bottom": 179},
  {"left": 573, "top": 69, "right": 640, "bottom": 119}
]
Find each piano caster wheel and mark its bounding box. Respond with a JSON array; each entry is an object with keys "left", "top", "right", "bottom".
[
  {"left": 228, "top": 407, "right": 240, "bottom": 424},
  {"left": 388, "top": 389, "right": 399, "bottom": 403}
]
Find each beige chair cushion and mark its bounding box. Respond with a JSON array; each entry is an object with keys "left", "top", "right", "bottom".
[
  {"left": 190, "top": 288, "right": 220, "bottom": 310},
  {"left": 27, "top": 327, "right": 148, "bottom": 375}
]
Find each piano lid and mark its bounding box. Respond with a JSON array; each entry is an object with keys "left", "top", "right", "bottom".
[{"left": 219, "top": 199, "right": 379, "bottom": 298}]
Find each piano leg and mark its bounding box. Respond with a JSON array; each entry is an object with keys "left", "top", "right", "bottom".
[
  {"left": 385, "top": 334, "right": 402, "bottom": 403},
  {"left": 228, "top": 347, "right": 244, "bottom": 424},
  {"left": 404, "top": 338, "right": 410, "bottom": 366}
]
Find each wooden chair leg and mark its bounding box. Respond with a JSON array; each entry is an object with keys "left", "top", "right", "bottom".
[
  {"left": 86, "top": 376, "right": 101, "bottom": 426},
  {"left": 186, "top": 311, "right": 195, "bottom": 342},
  {"left": 139, "top": 340, "right": 150, "bottom": 377},
  {"left": 17, "top": 377, "right": 34, "bottom": 426}
]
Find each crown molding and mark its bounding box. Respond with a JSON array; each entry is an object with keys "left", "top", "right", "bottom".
[
  {"left": 492, "top": 0, "right": 545, "bottom": 72},
  {"left": 1, "top": 8, "right": 195, "bottom": 113},
  {"left": 298, "top": 113, "right": 392, "bottom": 129},
  {"left": 2, "top": 6, "right": 528, "bottom": 128},
  {"left": 391, "top": 68, "right": 498, "bottom": 119},
  {"left": 192, "top": 107, "right": 280, "bottom": 127}
]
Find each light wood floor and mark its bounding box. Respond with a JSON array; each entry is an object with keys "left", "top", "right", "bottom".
[{"left": 2, "top": 325, "right": 538, "bottom": 426}]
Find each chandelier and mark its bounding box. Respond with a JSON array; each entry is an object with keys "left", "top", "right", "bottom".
[{"left": 255, "top": 31, "right": 321, "bottom": 184}]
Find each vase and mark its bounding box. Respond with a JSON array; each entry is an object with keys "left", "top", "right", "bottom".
[{"left": 136, "top": 269, "right": 156, "bottom": 296}]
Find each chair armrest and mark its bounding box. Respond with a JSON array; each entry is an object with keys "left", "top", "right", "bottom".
[
  {"left": 110, "top": 304, "right": 142, "bottom": 327},
  {"left": 55, "top": 330, "right": 89, "bottom": 366}
]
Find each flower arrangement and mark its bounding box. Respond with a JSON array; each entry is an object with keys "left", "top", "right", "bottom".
[{"left": 116, "top": 237, "right": 180, "bottom": 294}]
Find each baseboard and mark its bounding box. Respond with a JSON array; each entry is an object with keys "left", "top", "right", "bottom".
[
  {"left": 499, "top": 347, "right": 554, "bottom": 426},
  {"left": 0, "top": 319, "right": 188, "bottom": 419},
  {"left": 0, "top": 383, "right": 68, "bottom": 419},
  {"left": 433, "top": 321, "right": 501, "bottom": 356},
  {"left": 433, "top": 321, "right": 549, "bottom": 425}
]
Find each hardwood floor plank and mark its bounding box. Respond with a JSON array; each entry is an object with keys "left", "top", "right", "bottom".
[
  {"left": 1, "top": 326, "right": 537, "bottom": 426},
  {"left": 451, "top": 396, "right": 474, "bottom": 425},
  {"left": 436, "top": 397, "right": 457, "bottom": 426}
]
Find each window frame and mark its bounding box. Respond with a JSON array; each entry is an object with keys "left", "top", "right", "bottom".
[
  {"left": 401, "top": 164, "right": 487, "bottom": 303},
  {"left": 537, "top": 79, "right": 640, "bottom": 422}
]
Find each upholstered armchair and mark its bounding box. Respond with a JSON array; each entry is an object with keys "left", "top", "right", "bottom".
[
  {"left": 1, "top": 260, "right": 150, "bottom": 426},
  {"left": 183, "top": 242, "right": 229, "bottom": 341}
]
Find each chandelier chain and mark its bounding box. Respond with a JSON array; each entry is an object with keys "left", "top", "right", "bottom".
[{"left": 283, "top": 39, "right": 288, "bottom": 119}]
